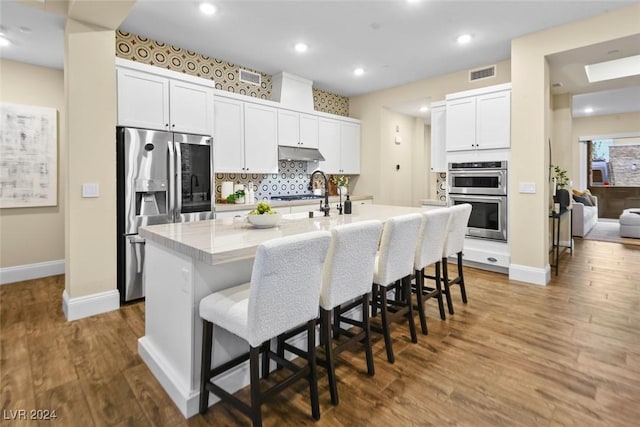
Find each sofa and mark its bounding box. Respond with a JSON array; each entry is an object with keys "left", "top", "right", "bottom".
[{"left": 572, "top": 194, "right": 598, "bottom": 237}]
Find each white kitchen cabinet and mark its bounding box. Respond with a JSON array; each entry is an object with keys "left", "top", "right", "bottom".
[
  {"left": 445, "top": 84, "right": 511, "bottom": 152},
  {"left": 213, "top": 97, "right": 244, "bottom": 173},
  {"left": 278, "top": 110, "right": 319, "bottom": 148},
  {"left": 476, "top": 90, "right": 511, "bottom": 150},
  {"left": 213, "top": 99, "right": 278, "bottom": 173},
  {"left": 446, "top": 97, "right": 477, "bottom": 152},
  {"left": 244, "top": 103, "right": 279, "bottom": 173},
  {"left": 117, "top": 67, "right": 213, "bottom": 135},
  {"left": 430, "top": 101, "right": 447, "bottom": 172},
  {"left": 117, "top": 68, "right": 169, "bottom": 131},
  {"left": 169, "top": 80, "right": 213, "bottom": 135},
  {"left": 318, "top": 118, "right": 360, "bottom": 174},
  {"left": 340, "top": 122, "right": 360, "bottom": 174}
]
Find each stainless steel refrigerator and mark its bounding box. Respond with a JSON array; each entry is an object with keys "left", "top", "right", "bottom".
[{"left": 116, "top": 127, "right": 214, "bottom": 303}]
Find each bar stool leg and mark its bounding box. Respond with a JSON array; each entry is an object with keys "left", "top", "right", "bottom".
[
  {"left": 442, "top": 257, "right": 455, "bottom": 315},
  {"left": 371, "top": 283, "right": 379, "bottom": 317},
  {"left": 262, "top": 341, "right": 270, "bottom": 379},
  {"left": 332, "top": 309, "right": 341, "bottom": 340},
  {"left": 307, "top": 320, "right": 320, "bottom": 420},
  {"left": 434, "top": 262, "right": 446, "bottom": 320},
  {"left": 362, "top": 293, "right": 375, "bottom": 376},
  {"left": 249, "top": 346, "right": 262, "bottom": 427},
  {"left": 321, "top": 308, "right": 339, "bottom": 405},
  {"left": 415, "top": 268, "right": 428, "bottom": 335},
  {"left": 276, "top": 336, "right": 285, "bottom": 370},
  {"left": 457, "top": 252, "right": 468, "bottom": 303},
  {"left": 403, "top": 276, "right": 418, "bottom": 343},
  {"left": 199, "top": 320, "right": 213, "bottom": 414},
  {"left": 379, "top": 286, "right": 395, "bottom": 363}
]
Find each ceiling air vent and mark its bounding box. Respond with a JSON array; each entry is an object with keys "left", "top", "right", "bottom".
[
  {"left": 469, "top": 65, "right": 496, "bottom": 82},
  {"left": 239, "top": 69, "right": 261, "bottom": 86}
]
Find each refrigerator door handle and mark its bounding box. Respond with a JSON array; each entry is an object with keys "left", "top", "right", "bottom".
[
  {"left": 168, "top": 139, "right": 175, "bottom": 222},
  {"left": 127, "top": 235, "right": 145, "bottom": 274},
  {"left": 175, "top": 141, "right": 183, "bottom": 219}
]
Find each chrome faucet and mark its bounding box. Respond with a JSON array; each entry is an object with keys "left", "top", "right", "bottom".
[
  {"left": 190, "top": 174, "right": 199, "bottom": 201},
  {"left": 308, "top": 169, "right": 330, "bottom": 216}
]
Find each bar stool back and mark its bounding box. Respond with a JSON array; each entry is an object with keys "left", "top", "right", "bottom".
[
  {"left": 371, "top": 213, "right": 423, "bottom": 363},
  {"left": 319, "top": 220, "right": 383, "bottom": 405},
  {"left": 413, "top": 208, "right": 451, "bottom": 334},
  {"left": 199, "top": 231, "right": 331, "bottom": 426},
  {"left": 441, "top": 203, "right": 472, "bottom": 315}
]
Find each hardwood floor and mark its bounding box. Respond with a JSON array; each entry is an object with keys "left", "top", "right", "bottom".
[{"left": 1, "top": 239, "right": 639, "bottom": 426}]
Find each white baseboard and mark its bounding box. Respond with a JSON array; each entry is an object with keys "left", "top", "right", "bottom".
[
  {"left": 559, "top": 239, "right": 573, "bottom": 248},
  {"left": 62, "top": 289, "right": 120, "bottom": 321},
  {"left": 0, "top": 259, "right": 64, "bottom": 285},
  {"left": 508, "top": 263, "right": 550, "bottom": 286}
]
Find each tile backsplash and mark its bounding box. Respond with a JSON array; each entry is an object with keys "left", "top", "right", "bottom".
[
  {"left": 436, "top": 172, "right": 447, "bottom": 201},
  {"left": 216, "top": 161, "right": 317, "bottom": 202}
]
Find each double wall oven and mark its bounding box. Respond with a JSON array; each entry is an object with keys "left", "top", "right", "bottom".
[{"left": 448, "top": 161, "right": 508, "bottom": 241}]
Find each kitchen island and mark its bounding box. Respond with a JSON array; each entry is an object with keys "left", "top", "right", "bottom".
[{"left": 138, "top": 203, "right": 429, "bottom": 417}]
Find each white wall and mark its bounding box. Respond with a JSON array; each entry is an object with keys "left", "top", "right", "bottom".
[{"left": 0, "top": 60, "right": 65, "bottom": 271}]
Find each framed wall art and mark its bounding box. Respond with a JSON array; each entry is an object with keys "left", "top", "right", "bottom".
[{"left": 0, "top": 102, "right": 58, "bottom": 208}]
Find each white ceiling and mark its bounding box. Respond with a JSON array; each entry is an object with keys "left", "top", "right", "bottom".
[{"left": 1, "top": 0, "right": 639, "bottom": 119}]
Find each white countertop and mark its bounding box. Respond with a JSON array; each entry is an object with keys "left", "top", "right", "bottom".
[
  {"left": 215, "top": 194, "right": 373, "bottom": 212},
  {"left": 139, "top": 203, "right": 425, "bottom": 265}
]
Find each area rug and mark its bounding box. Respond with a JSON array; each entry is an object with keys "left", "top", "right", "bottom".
[{"left": 583, "top": 220, "right": 640, "bottom": 246}]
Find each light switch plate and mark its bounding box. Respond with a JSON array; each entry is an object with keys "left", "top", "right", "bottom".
[
  {"left": 519, "top": 182, "right": 536, "bottom": 194},
  {"left": 82, "top": 183, "right": 99, "bottom": 198}
]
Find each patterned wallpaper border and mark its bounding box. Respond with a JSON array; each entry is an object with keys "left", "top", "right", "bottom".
[{"left": 115, "top": 30, "right": 349, "bottom": 116}]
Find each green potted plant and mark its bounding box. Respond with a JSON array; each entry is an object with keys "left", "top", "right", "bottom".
[
  {"left": 551, "top": 165, "right": 570, "bottom": 210},
  {"left": 225, "top": 189, "right": 245, "bottom": 204},
  {"left": 330, "top": 175, "right": 349, "bottom": 196}
]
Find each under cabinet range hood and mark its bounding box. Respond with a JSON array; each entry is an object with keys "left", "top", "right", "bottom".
[{"left": 278, "top": 145, "right": 325, "bottom": 162}]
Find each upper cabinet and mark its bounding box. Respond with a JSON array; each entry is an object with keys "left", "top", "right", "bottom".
[
  {"left": 116, "top": 61, "right": 214, "bottom": 136},
  {"left": 318, "top": 118, "right": 360, "bottom": 174},
  {"left": 214, "top": 98, "right": 278, "bottom": 173},
  {"left": 213, "top": 97, "right": 244, "bottom": 173},
  {"left": 430, "top": 101, "right": 446, "bottom": 172},
  {"left": 117, "top": 68, "right": 169, "bottom": 130},
  {"left": 278, "top": 110, "right": 319, "bottom": 148},
  {"left": 244, "top": 103, "right": 278, "bottom": 173},
  {"left": 445, "top": 83, "right": 511, "bottom": 152}
]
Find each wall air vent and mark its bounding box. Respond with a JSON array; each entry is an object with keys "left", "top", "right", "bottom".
[
  {"left": 469, "top": 65, "right": 496, "bottom": 81},
  {"left": 239, "top": 69, "right": 261, "bottom": 86}
]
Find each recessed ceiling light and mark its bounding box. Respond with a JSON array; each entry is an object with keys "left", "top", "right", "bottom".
[
  {"left": 0, "top": 37, "right": 10, "bottom": 47},
  {"left": 419, "top": 106, "right": 428, "bottom": 112},
  {"left": 294, "top": 42, "right": 308, "bottom": 53},
  {"left": 353, "top": 68, "right": 364, "bottom": 76},
  {"left": 199, "top": 3, "right": 216, "bottom": 15},
  {"left": 457, "top": 34, "right": 472, "bottom": 45},
  {"left": 584, "top": 107, "right": 594, "bottom": 114},
  {"left": 584, "top": 54, "right": 640, "bottom": 83}
]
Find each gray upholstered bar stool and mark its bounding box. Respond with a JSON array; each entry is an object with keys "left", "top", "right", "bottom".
[
  {"left": 370, "top": 213, "right": 423, "bottom": 364},
  {"left": 441, "top": 203, "right": 472, "bottom": 315},
  {"left": 198, "top": 231, "right": 331, "bottom": 427},
  {"left": 412, "top": 208, "right": 451, "bottom": 334}
]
